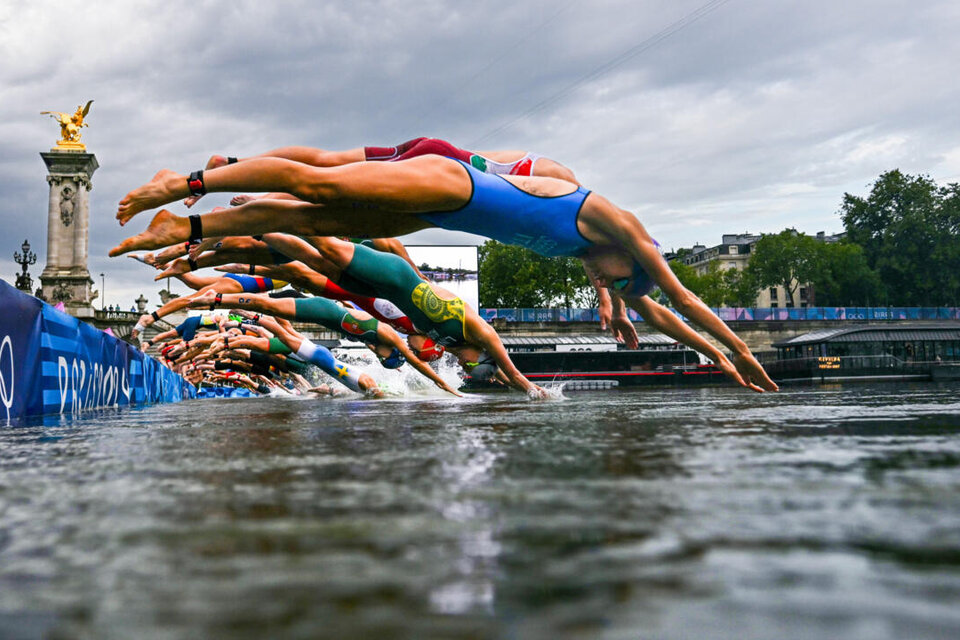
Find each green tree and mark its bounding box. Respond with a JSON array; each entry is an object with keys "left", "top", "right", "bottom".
[
  {"left": 723, "top": 266, "right": 760, "bottom": 307},
  {"left": 841, "top": 170, "right": 960, "bottom": 305},
  {"left": 809, "top": 241, "right": 883, "bottom": 306},
  {"left": 745, "top": 230, "right": 820, "bottom": 307},
  {"left": 695, "top": 261, "right": 730, "bottom": 307},
  {"left": 666, "top": 258, "right": 758, "bottom": 307},
  {"left": 477, "top": 240, "right": 594, "bottom": 308},
  {"left": 543, "top": 254, "right": 596, "bottom": 308}
]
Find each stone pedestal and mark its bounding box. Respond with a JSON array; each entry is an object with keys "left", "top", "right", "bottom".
[{"left": 39, "top": 149, "right": 99, "bottom": 318}]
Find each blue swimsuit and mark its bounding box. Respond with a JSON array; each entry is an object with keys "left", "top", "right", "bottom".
[{"left": 417, "top": 160, "right": 593, "bottom": 258}]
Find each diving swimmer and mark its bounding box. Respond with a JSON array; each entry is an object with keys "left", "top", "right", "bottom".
[{"left": 112, "top": 154, "right": 777, "bottom": 393}]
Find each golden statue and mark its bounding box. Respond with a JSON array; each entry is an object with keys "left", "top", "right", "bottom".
[{"left": 41, "top": 100, "right": 93, "bottom": 149}]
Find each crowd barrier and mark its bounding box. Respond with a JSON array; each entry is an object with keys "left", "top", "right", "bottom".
[
  {"left": 480, "top": 306, "right": 960, "bottom": 323},
  {"left": 0, "top": 280, "right": 195, "bottom": 425}
]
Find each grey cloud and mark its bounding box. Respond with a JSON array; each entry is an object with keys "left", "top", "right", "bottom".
[{"left": 2, "top": 0, "right": 959, "bottom": 306}]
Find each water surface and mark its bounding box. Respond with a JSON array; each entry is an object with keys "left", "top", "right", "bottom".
[{"left": 1, "top": 383, "right": 960, "bottom": 639}]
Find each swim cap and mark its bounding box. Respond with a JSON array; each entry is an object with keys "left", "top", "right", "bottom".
[
  {"left": 415, "top": 337, "right": 445, "bottom": 362},
  {"left": 610, "top": 239, "right": 660, "bottom": 297},
  {"left": 611, "top": 262, "right": 655, "bottom": 297},
  {"left": 378, "top": 347, "right": 406, "bottom": 370}
]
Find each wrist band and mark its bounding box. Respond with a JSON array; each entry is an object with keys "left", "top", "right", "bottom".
[
  {"left": 227, "top": 157, "right": 238, "bottom": 164},
  {"left": 210, "top": 292, "right": 222, "bottom": 310},
  {"left": 248, "top": 264, "right": 256, "bottom": 275},
  {"left": 188, "top": 214, "right": 203, "bottom": 243},
  {"left": 187, "top": 170, "right": 206, "bottom": 196},
  {"left": 151, "top": 311, "right": 160, "bottom": 322},
  {"left": 188, "top": 257, "right": 198, "bottom": 271}
]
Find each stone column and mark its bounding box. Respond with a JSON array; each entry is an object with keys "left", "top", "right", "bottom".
[{"left": 39, "top": 150, "right": 99, "bottom": 318}]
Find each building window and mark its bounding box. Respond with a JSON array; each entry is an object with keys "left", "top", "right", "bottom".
[
  {"left": 769, "top": 288, "right": 778, "bottom": 300},
  {"left": 729, "top": 245, "right": 738, "bottom": 254},
  {"left": 799, "top": 287, "right": 807, "bottom": 299},
  {"left": 771, "top": 302, "right": 778, "bottom": 308},
  {"left": 728, "top": 262, "right": 737, "bottom": 270}
]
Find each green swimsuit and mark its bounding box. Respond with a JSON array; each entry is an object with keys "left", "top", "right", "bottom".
[
  {"left": 342, "top": 243, "right": 468, "bottom": 347},
  {"left": 294, "top": 297, "right": 380, "bottom": 345}
]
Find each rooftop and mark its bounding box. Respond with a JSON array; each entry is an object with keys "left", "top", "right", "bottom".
[{"left": 773, "top": 323, "right": 960, "bottom": 347}]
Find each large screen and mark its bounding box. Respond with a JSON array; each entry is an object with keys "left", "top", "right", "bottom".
[{"left": 404, "top": 245, "right": 479, "bottom": 311}]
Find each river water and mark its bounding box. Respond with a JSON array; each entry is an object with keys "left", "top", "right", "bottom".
[{"left": 1, "top": 382, "right": 960, "bottom": 640}]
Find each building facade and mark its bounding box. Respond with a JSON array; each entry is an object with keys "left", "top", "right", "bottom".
[{"left": 675, "top": 231, "right": 844, "bottom": 308}]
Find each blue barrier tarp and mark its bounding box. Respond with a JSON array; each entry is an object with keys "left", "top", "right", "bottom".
[
  {"left": 481, "top": 306, "right": 960, "bottom": 323},
  {"left": 0, "top": 280, "right": 195, "bottom": 425}
]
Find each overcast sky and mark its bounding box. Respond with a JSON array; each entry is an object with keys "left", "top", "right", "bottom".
[{"left": 2, "top": 0, "right": 958, "bottom": 309}]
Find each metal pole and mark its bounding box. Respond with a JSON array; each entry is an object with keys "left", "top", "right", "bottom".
[{"left": 100, "top": 273, "right": 105, "bottom": 311}]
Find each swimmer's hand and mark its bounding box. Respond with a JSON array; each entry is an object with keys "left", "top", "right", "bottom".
[
  {"left": 527, "top": 385, "right": 549, "bottom": 400},
  {"left": 307, "top": 385, "right": 334, "bottom": 396},
  {"left": 599, "top": 295, "right": 613, "bottom": 331},
  {"left": 436, "top": 380, "right": 464, "bottom": 398},
  {"left": 731, "top": 352, "right": 779, "bottom": 392},
  {"left": 610, "top": 315, "right": 639, "bottom": 350}
]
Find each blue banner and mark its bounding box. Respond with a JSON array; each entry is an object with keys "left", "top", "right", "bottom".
[
  {"left": 0, "top": 280, "right": 195, "bottom": 425},
  {"left": 481, "top": 306, "right": 960, "bottom": 323}
]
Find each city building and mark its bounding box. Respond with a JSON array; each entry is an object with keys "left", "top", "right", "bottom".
[{"left": 674, "top": 231, "right": 845, "bottom": 308}]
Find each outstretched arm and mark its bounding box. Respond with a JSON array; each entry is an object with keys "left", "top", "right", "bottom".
[
  {"left": 378, "top": 326, "right": 462, "bottom": 397},
  {"left": 625, "top": 295, "right": 762, "bottom": 391},
  {"left": 470, "top": 321, "right": 547, "bottom": 398},
  {"left": 189, "top": 290, "right": 297, "bottom": 320},
  {"left": 589, "top": 206, "right": 777, "bottom": 392}
]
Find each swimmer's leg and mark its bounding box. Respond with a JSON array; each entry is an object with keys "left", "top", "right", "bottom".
[
  {"left": 257, "top": 315, "right": 380, "bottom": 396},
  {"left": 313, "top": 238, "right": 421, "bottom": 303},
  {"left": 110, "top": 199, "right": 430, "bottom": 257},
  {"left": 191, "top": 291, "right": 297, "bottom": 320},
  {"left": 117, "top": 155, "right": 468, "bottom": 224}
]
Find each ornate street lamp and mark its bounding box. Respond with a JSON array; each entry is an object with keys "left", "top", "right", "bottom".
[{"left": 14, "top": 239, "right": 37, "bottom": 293}]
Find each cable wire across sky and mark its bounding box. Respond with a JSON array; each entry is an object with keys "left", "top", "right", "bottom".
[{"left": 469, "top": 0, "right": 736, "bottom": 147}]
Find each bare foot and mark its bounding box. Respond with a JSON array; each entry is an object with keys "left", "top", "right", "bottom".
[
  {"left": 127, "top": 253, "right": 158, "bottom": 268},
  {"left": 184, "top": 156, "right": 231, "bottom": 207},
  {"left": 117, "top": 170, "right": 187, "bottom": 225},
  {"left": 109, "top": 209, "right": 190, "bottom": 256},
  {"left": 230, "top": 194, "right": 258, "bottom": 206},
  {"left": 154, "top": 258, "right": 191, "bottom": 280},
  {"left": 188, "top": 290, "right": 218, "bottom": 308}
]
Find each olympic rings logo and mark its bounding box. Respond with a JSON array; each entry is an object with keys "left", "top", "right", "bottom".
[{"left": 0, "top": 335, "right": 14, "bottom": 425}]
